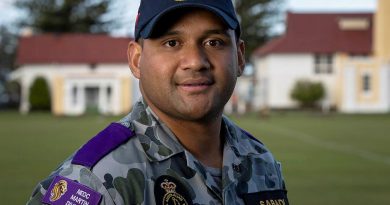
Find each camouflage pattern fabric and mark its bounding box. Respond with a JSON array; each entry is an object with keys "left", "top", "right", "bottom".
[{"left": 27, "top": 100, "right": 288, "bottom": 205}]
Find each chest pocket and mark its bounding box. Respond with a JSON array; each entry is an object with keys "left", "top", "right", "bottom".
[{"left": 242, "top": 190, "right": 289, "bottom": 205}]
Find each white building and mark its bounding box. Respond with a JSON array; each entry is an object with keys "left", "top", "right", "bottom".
[
  {"left": 11, "top": 34, "right": 140, "bottom": 116},
  {"left": 224, "top": 74, "right": 254, "bottom": 115},
  {"left": 253, "top": 3, "right": 390, "bottom": 113}
]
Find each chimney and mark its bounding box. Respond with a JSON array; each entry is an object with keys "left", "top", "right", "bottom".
[{"left": 19, "top": 27, "right": 34, "bottom": 37}]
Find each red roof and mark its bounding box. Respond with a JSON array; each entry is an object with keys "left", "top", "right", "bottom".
[
  {"left": 254, "top": 12, "right": 373, "bottom": 57},
  {"left": 17, "top": 34, "right": 132, "bottom": 65}
]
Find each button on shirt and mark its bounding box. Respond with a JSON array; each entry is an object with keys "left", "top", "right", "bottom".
[{"left": 27, "top": 100, "right": 288, "bottom": 205}]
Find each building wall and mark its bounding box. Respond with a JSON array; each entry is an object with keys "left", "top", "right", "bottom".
[
  {"left": 336, "top": 0, "right": 390, "bottom": 113},
  {"left": 375, "top": 0, "right": 390, "bottom": 60},
  {"left": 338, "top": 57, "right": 390, "bottom": 113},
  {"left": 225, "top": 76, "right": 253, "bottom": 114},
  {"left": 254, "top": 54, "right": 338, "bottom": 109},
  {"left": 52, "top": 76, "right": 65, "bottom": 114}
]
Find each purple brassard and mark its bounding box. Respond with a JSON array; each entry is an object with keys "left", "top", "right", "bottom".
[
  {"left": 72, "top": 123, "right": 135, "bottom": 168},
  {"left": 42, "top": 175, "right": 102, "bottom": 205}
]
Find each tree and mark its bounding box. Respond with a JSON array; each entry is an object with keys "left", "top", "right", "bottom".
[
  {"left": 234, "top": 0, "right": 283, "bottom": 61},
  {"left": 0, "top": 26, "right": 18, "bottom": 70},
  {"left": 0, "top": 26, "right": 18, "bottom": 109},
  {"left": 15, "top": 0, "right": 114, "bottom": 33},
  {"left": 291, "top": 80, "right": 325, "bottom": 108},
  {"left": 29, "top": 77, "right": 51, "bottom": 111}
]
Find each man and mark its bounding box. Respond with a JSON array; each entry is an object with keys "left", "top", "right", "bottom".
[{"left": 27, "top": 0, "right": 289, "bottom": 204}]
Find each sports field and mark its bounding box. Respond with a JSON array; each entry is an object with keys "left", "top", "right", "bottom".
[{"left": 0, "top": 111, "right": 389, "bottom": 204}]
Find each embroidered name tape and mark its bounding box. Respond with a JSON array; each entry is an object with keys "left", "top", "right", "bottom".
[
  {"left": 242, "top": 190, "right": 289, "bottom": 205},
  {"left": 42, "top": 175, "right": 102, "bottom": 205}
]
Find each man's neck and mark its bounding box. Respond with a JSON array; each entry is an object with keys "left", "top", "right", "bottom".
[
  {"left": 168, "top": 117, "right": 224, "bottom": 168},
  {"left": 153, "top": 110, "right": 224, "bottom": 168}
]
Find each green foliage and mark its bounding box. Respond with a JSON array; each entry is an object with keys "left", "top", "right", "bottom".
[
  {"left": 234, "top": 0, "right": 283, "bottom": 61},
  {"left": 15, "top": 0, "right": 113, "bottom": 33},
  {"left": 0, "top": 26, "right": 18, "bottom": 69},
  {"left": 29, "top": 76, "right": 51, "bottom": 111},
  {"left": 291, "top": 79, "right": 325, "bottom": 108}
]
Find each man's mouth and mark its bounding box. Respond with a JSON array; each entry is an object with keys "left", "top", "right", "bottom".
[{"left": 177, "top": 78, "right": 214, "bottom": 92}]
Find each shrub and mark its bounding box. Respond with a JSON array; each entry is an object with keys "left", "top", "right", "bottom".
[
  {"left": 291, "top": 79, "right": 325, "bottom": 108},
  {"left": 29, "top": 77, "right": 51, "bottom": 111}
]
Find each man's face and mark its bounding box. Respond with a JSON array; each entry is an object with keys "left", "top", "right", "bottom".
[{"left": 128, "top": 9, "right": 245, "bottom": 123}]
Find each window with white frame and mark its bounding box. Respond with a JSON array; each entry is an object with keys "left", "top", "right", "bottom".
[
  {"left": 314, "top": 54, "right": 333, "bottom": 74},
  {"left": 362, "top": 73, "right": 372, "bottom": 94}
]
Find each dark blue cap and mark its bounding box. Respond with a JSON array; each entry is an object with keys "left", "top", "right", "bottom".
[{"left": 134, "top": 0, "right": 241, "bottom": 40}]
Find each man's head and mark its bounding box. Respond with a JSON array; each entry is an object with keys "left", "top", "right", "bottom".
[{"left": 128, "top": 0, "right": 245, "bottom": 123}]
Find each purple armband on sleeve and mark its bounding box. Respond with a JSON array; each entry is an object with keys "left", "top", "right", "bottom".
[{"left": 72, "top": 123, "right": 135, "bottom": 168}]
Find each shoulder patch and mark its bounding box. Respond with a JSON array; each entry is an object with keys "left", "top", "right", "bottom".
[
  {"left": 72, "top": 123, "right": 135, "bottom": 168},
  {"left": 42, "top": 175, "right": 102, "bottom": 205},
  {"left": 240, "top": 128, "right": 264, "bottom": 145}
]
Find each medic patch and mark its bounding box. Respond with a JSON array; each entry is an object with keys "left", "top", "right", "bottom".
[
  {"left": 42, "top": 175, "right": 102, "bottom": 205},
  {"left": 154, "top": 175, "right": 193, "bottom": 205},
  {"left": 242, "top": 190, "right": 289, "bottom": 205}
]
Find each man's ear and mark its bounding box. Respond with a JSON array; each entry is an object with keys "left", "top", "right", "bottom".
[
  {"left": 127, "top": 41, "right": 142, "bottom": 79},
  {"left": 237, "top": 39, "right": 246, "bottom": 77}
]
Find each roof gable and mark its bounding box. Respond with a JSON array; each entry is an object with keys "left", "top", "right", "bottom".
[
  {"left": 17, "top": 34, "right": 132, "bottom": 65},
  {"left": 255, "top": 12, "right": 373, "bottom": 57}
]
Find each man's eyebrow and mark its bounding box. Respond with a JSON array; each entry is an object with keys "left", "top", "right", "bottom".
[
  {"left": 203, "top": 29, "right": 231, "bottom": 37},
  {"left": 159, "top": 30, "right": 181, "bottom": 38}
]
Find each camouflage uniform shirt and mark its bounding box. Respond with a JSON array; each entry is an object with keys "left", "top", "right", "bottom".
[{"left": 27, "top": 100, "right": 289, "bottom": 205}]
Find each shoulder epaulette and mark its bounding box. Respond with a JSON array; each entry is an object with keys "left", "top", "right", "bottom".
[
  {"left": 240, "top": 128, "right": 264, "bottom": 145},
  {"left": 72, "top": 123, "right": 135, "bottom": 168}
]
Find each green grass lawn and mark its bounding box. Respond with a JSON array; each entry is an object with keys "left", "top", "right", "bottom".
[
  {"left": 231, "top": 112, "right": 390, "bottom": 205},
  {"left": 1, "top": 111, "right": 389, "bottom": 204}
]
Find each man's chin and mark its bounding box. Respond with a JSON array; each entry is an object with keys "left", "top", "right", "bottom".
[{"left": 176, "top": 105, "right": 222, "bottom": 123}]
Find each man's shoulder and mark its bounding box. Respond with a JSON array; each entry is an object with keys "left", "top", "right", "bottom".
[
  {"left": 223, "top": 116, "right": 270, "bottom": 156},
  {"left": 238, "top": 127, "right": 271, "bottom": 156},
  {"left": 239, "top": 127, "right": 264, "bottom": 145},
  {"left": 223, "top": 116, "right": 264, "bottom": 143},
  {"left": 71, "top": 122, "right": 136, "bottom": 169},
  {"left": 26, "top": 123, "right": 139, "bottom": 204}
]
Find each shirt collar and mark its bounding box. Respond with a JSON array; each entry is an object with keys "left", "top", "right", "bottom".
[{"left": 121, "top": 99, "right": 185, "bottom": 162}]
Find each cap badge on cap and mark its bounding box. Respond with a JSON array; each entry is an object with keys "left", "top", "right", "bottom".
[{"left": 174, "top": 0, "right": 186, "bottom": 2}]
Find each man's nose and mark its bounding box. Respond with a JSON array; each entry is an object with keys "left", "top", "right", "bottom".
[{"left": 179, "top": 44, "right": 211, "bottom": 71}]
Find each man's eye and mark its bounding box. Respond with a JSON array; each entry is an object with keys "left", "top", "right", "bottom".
[
  {"left": 164, "top": 40, "right": 179, "bottom": 47},
  {"left": 206, "top": 40, "right": 224, "bottom": 47}
]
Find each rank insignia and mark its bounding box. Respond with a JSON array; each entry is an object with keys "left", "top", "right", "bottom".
[{"left": 154, "top": 175, "right": 193, "bottom": 205}]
